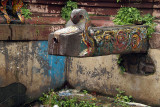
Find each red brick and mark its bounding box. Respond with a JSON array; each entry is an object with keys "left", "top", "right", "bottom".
[
  {"left": 91, "top": 20, "right": 115, "bottom": 27},
  {"left": 28, "top": 4, "right": 62, "bottom": 14},
  {"left": 153, "top": 9, "right": 160, "bottom": 18},
  {"left": 154, "top": 0, "right": 160, "bottom": 3},
  {"left": 90, "top": 16, "right": 112, "bottom": 20},
  {"left": 153, "top": 3, "right": 160, "bottom": 8},
  {"left": 25, "top": 17, "right": 66, "bottom": 25},
  {"left": 155, "top": 23, "right": 160, "bottom": 32}
]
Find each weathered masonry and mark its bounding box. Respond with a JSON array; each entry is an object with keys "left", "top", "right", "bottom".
[
  {"left": 48, "top": 8, "right": 160, "bottom": 106},
  {"left": 0, "top": 0, "right": 160, "bottom": 106}
]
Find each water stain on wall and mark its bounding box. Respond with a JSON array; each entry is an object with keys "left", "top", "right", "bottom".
[{"left": 0, "top": 41, "right": 66, "bottom": 98}]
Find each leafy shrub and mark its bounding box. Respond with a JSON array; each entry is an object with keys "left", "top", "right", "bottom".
[
  {"left": 61, "top": 0, "right": 78, "bottom": 21},
  {"left": 21, "top": 5, "right": 32, "bottom": 19},
  {"left": 113, "top": 7, "right": 156, "bottom": 37},
  {"left": 39, "top": 90, "right": 99, "bottom": 107},
  {"left": 114, "top": 88, "right": 132, "bottom": 107}
]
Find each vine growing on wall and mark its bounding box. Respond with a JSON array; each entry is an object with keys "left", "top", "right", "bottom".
[{"left": 61, "top": 0, "right": 78, "bottom": 21}]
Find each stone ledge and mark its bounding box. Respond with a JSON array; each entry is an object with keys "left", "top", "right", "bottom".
[
  {"left": 0, "top": 25, "right": 11, "bottom": 40},
  {"left": 0, "top": 20, "right": 114, "bottom": 40},
  {"left": 0, "top": 24, "right": 64, "bottom": 40},
  {"left": 149, "top": 32, "right": 160, "bottom": 49}
]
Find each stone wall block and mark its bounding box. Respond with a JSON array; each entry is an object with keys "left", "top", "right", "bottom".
[{"left": 149, "top": 32, "right": 160, "bottom": 49}]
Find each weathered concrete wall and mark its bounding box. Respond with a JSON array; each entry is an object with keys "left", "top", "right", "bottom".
[
  {"left": 0, "top": 41, "right": 66, "bottom": 99},
  {"left": 67, "top": 48, "right": 160, "bottom": 106}
]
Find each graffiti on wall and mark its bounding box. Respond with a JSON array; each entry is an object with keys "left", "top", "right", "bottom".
[
  {"left": 48, "top": 9, "right": 148, "bottom": 57},
  {"left": 80, "top": 26, "right": 148, "bottom": 56}
]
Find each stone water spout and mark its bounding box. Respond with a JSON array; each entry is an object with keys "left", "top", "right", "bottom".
[{"left": 48, "top": 9, "right": 148, "bottom": 57}]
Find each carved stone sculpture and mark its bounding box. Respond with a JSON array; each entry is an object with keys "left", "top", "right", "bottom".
[{"left": 48, "top": 9, "right": 148, "bottom": 57}]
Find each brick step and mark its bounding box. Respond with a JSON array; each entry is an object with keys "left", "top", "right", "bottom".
[
  {"left": 25, "top": 17, "right": 66, "bottom": 25},
  {"left": 91, "top": 20, "right": 115, "bottom": 27}
]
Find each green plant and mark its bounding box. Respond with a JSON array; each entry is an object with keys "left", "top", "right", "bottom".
[
  {"left": 113, "top": 7, "right": 156, "bottom": 37},
  {"left": 143, "top": 14, "right": 157, "bottom": 38},
  {"left": 117, "top": 0, "right": 120, "bottom": 2},
  {"left": 113, "top": 7, "right": 143, "bottom": 25},
  {"left": 83, "top": 90, "right": 88, "bottom": 95},
  {"left": 120, "top": 66, "right": 125, "bottom": 74},
  {"left": 61, "top": 0, "right": 78, "bottom": 21},
  {"left": 114, "top": 88, "right": 132, "bottom": 107},
  {"left": 21, "top": 5, "right": 32, "bottom": 19},
  {"left": 39, "top": 90, "right": 99, "bottom": 107},
  {"left": 117, "top": 57, "right": 122, "bottom": 65},
  {"left": 117, "top": 56, "right": 125, "bottom": 74}
]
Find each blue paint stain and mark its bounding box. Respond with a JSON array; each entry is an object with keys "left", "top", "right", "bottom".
[{"left": 37, "top": 41, "right": 66, "bottom": 88}]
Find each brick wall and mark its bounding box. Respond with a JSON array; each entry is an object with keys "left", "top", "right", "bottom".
[
  {"left": 22, "top": 0, "right": 160, "bottom": 42},
  {"left": 23, "top": 0, "right": 159, "bottom": 25}
]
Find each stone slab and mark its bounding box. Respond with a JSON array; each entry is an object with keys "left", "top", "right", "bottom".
[
  {"left": 11, "top": 24, "right": 64, "bottom": 40},
  {"left": 0, "top": 24, "right": 64, "bottom": 40},
  {"left": 149, "top": 32, "right": 160, "bottom": 49},
  {"left": 0, "top": 24, "right": 11, "bottom": 40}
]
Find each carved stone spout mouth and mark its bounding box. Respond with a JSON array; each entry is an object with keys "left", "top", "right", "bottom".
[
  {"left": 71, "top": 16, "right": 79, "bottom": 24},
  {"left": 48, "top": 25, "right": 82, "bottom": 56},
  {"left": 53, "top": 37, "right": 58, "bottom": 44},
  {"left": 71, "top": 15, "right": 83, "bottom": 24},
  {"left": 48, "top": 9, "right": 149, "bottom": 57},
  {"left": 48, "top": 32, "right": 83, "bottom": 56}
]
